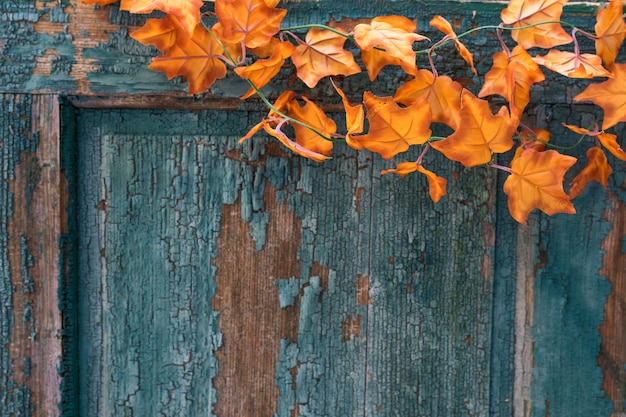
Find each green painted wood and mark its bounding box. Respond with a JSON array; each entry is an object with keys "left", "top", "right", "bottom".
[{"left": 70, "top": 107, "right": 497, "bottom": 416}]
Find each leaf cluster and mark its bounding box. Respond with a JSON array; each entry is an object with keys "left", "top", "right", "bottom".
[{"left": 84, "top": 0, "right": 626, "bottom": 224}]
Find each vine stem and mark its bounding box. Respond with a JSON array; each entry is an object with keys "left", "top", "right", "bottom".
[{"left": 489, "top": 163, "right": 513, "bottom": 174}]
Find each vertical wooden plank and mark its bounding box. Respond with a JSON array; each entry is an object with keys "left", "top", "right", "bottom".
[{"left": 1, "top": 94, "right": 64, "bottom": 416}]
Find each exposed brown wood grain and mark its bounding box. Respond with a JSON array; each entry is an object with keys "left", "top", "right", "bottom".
[
  {"left": 599, "top": 194, "right": 626, "bottom": 414},
  {"left": 6, "top": 95, "right": 63, "bottom": 416},
  {"left": 212, "top": 184, "right": 304, "bottom": 417}
]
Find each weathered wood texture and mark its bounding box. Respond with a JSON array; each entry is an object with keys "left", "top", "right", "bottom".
[{"left": 1, "top": 1, "right": 626, "bottom": 417}]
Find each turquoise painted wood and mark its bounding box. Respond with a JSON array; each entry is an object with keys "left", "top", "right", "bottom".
[{"left": 1, "top": 1, "right": 626, "bottom": 417}]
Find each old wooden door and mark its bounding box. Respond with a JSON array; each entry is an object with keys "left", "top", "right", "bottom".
[{"left": 2, "top": 1, "right": 625, "bottom": 417}]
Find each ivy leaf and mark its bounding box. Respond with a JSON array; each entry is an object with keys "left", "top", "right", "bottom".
[
  {"left": 121, "top": 0, "right": 203, "bottom": 37},
  {"left": 503, "top": 148, "right": 577, "bottom": 224},
  {"left": 381, "top": 162, "right": 447, "bottom": 202},
  {"left": 394, "top": 69, "right": 462, "bottom": 130},
  {"left": 353, "top": 16, "right": 428, "bottom": 75},
  {"left": 130, "top": 15, "right": 179, "bottom": 52},
  {"left": 286, "top": 97, "right": 336, "bottom": 156},
  {"left": 595, "top": 0, "right": 626, "bottom": 68},
  {"left": 331, "top": 80, "right": 365, "bottom": 150},
  {"left": 357, "top": 92, "right": 432, "bottom": 160},
  {"left": 574, "top": 63, "right": 626, "bottom": 129},
  {"left": 563, "top": 123, "right": 626, "bottom": 161},
  {"left": 234, "top": 41, "right": 296, "bottom": 99},
  {"left": 430, "top": 89, "right": 515, "bottom": 167},
  {"left": 532, "top": 50, "right": 613, "bottom": 78},
  {"left": 290, "top": 28, "right": 361, "bottom": 88},
  {"left": 429, "top": 15, "right": 476, "bottom": 74},
  {"left": 568, "top": 147, "right": 612, "bottom": 199},
  {"left": 215, "top": 0, "right": 287, "bottom": 49},
  {"left": 479, "top": 45, "right": 545, "bottom": 115},
  {"left": 500, "top": 0, "right": 573, "bottom": 49},
  {"left": 149, "top": 24, "right": 227, "bottom": 94}
]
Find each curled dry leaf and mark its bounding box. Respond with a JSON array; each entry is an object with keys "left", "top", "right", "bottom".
[
  {"left": 563, "top": 123, "right": 626, "bottom": 161},
  {"left": 574, "top": 63, "right": 626, "bottom": 129},
  {"left": 381, "top": 162, "right": 447, "bottom": 203},
  {"left": 568, "top": 147, "right": 612, "bottom": 199},
  {"left": 429, "top": 15, "right": 476, "bottom": 74},
  {"left": 330, "top": 80, "right": 365, "bottom": 150},
  {"left": 287, "top": 97, "right": 336, "bottom": 156}
]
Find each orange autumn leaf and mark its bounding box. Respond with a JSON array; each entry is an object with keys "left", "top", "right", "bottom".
[
  {"left": 479, "top": 45, "right": 544, "bottom": 115},
  {"left": 563, "top": 123, "right": 626, "bottom": 161},
  {"left": 381, "top": 162, "right": 447, "bottom": 202},
  {"left": 429, "top": 15, "right": 476, "bottom": 74},
  {"left": 121, "top": 0, "right": 203, "bottom": 36},
  {"left": 430, "top": 90, "right": 515, "bottom": 167},
  {"left": 330, "top": 80, "right": 365, "bottom": 150},
  {"left": 500, "top": 0, "right": 572, "bottom": 49},
  {"left": 234, "top": 41, "right": 296, "bottom": 99},
  {"left": 568, "top": 147, "right": 612, "bottom": 199},
  {"left": 353, "top": 16, "right": 428, "bottom": 75},
  {"left": 262, "top": 121, "right": 331, "bottom": 162},
  {"left": 149, "top": 24, "right": 227, "bottom": 94},
  {"left": 130, "top": 15, "right": 179, "bottom": 52},
  {"left": 574, "top": 63, "right": 626, "bottom": 129},
  {"left": 503, "top": 148, "right": 577, "bottom": 224},
  {"left": 358, "top": 92, "right": 432, "bottom": 160},
  {"left": 394, "top": 69, "right": 462, "bottom": 129},
  {"left": 595, "top": 0, "right": 626, "bottom": 68},
  {"left": 286, "top": 97, "right": 336, "bottom": 156},
  {"left": 290, "top": 28, "right": 361, "bottom": 88},
  {"left": 82, "top": 0, "right": 118, "bottom": 4},
  {"left": 240, "top": 90, "right": 296, "bottom": 142},
  {"left": 532, "top": 50, "right": 613, "bottom": 78},
  {"left": 360, "top": 47, "right": 405, "bottom": 81},
  {"left": 215, "top": 0, "right": 287, "bottom": 49}
]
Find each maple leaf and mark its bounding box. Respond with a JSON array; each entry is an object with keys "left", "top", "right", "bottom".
[
  {"left": 595, "top": 0, "right": 626, "bottom": 68},
  {"left": 563, "top": 123, "right": 626, "bottom": 161},
  {"left": 574, "top": 63, "right": 626, "bottom": 129},
  {"left": 429, "top": 15, "right": 476, "bottom": 74},
  {"left": 286, "top": 97, "right": 336, "bottom": 156},
  {"left": 234, "top": 41, "right": 296, "bottom": 99},
  {"left": 130, "top": 15, "right": 179, "bottom": 52},
  {"left": 149, "top": 24, "right": 227, "bottom": 94},
  {"left": 331, "top": 80, "right": 365, "bottom": 150},
  {"left": 121, "top": 0, "right": 203, "bottom": 37},
  {"left": 360, "top": 47, "right": 405, "bottom": 81},
  {"left": 394, "top": 69, "right": 462, "bottom": 129},
  {"left": 381, "top": 162, "right": 447, "bottom": 202},
  {"left": 532, "top": 50, "right": 613, "bottom": 78},
  {"left": 215, "top": 0, "right": 287, "bottom": 49},
  {"left": 290, "top": 28, "right": 361, "bottom": 88},
  {"left": 353, "top": 16, "right": 428, "bottom": 75},
  {"left": 568, "top": 147, "right": 612, "bottom": 199},
  {"left": 479, "top": 46, "right": 544, "bottom": 115},
  {"left": 357, "top": 92, "right": 432, "bottom": 160},
  {"left": 430, "top": 90, "right": 515, "bottom": 167},
  {"left": 500, "top": 0, "right": 573, "bottom": 49},
  {"left": 503, "top": 148, "right": 577, "bottom": 224}
]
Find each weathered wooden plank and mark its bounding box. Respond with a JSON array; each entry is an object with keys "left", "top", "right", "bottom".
[
  {"left": 0, "top": 94, "right": 65, "bottom": 416},
  {"left": 72, "top": 106, "right": 499, "bottom": 416},
  {"left": 0, "top": 0, "right": 608, "bottom": 97}
]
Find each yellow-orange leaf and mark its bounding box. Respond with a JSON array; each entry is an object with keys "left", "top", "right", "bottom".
[
  {"left": 381, "top": 162, "right": 447, "bottom": 202},
  {"left": 574, "top": 63, "right": 626, "bottom": 129},
  {"left": 479, "top": 46, "right": 544, "bottom": 115},
  {"left": 121, "top": 0, "right": 203, "bottom": 36},
  {"left": 430, "top": 90, "right": 515, "bottom": 167},
  {"left": 500, "top": 0, "right": 572, "bottom": 49},
  {"left": 360, "top": 47, "right": 405, "bottom": 81},
  {"left": 358, "top": 92, "right": 432, "bottom": 160},
  {"left": 532, "top": 50, "right": 613, "bottom": 78},
  {"left": 130, "top": 15, "right": 179, "bottom": 52},
  {"left": 290, "top": 28, "right": 361, "bottom": 88},
  {"left": 234, "top": 41, "right": 296, "bottom": 99},
  {"left": 215, "top": 0, "right": 287, "bottom": 49},
  {"left": 331, "top": 80, "right": 365, "bottom": 150},
  {"left": 503, "top": 148, "right": 577, "bottom": 224},
  {"left": 395, "top": 69, "right": 462, "bottom": 129},
  {"left": 595, "top": 0, "right": 626, "bottom": 68},
  {"left": 287, "top": 97, "right": 336, "bottom": 156},
  {"left": 149, "top": 25, "right": 227, "bottom": 94},
  {"left": 353, "top": 16, "right": 428, "bottom": 75},
  {"left": 563, "top": 123, "right": 626, "bottom": 161},
  {"left": 429, "top": 15, "right": 476, "bottom": 74},
  {"left": 568, "top": 147, "right": 612, "bottom": 199}
]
